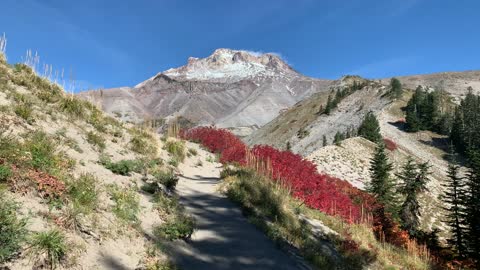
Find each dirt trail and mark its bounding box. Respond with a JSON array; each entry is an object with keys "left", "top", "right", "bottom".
[{"left": 169, "top": 142, "right": 306, "bottom": 270}]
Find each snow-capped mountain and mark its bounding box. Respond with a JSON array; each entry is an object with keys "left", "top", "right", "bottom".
[
  {"left": 78, "top": 49, "right": 332, "bottom": 135},
  {"left": 162, "top": 49, "right": 296, "bottom": 82}
]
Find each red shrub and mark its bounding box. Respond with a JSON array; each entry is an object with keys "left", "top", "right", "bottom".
[
  {"left": 28, "top": 170, "right": 66, "bottom": 199},
  {"left": 181, "top": 127, "right": 247, "bottom": 164},
  {"left": 383, "top": 138, "right": 398, "bottom": 151},
  {"left": 251, "top": 145, "right": 363, "bottom": 222}
]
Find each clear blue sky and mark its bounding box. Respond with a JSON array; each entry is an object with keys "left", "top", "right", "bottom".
[{"left": 1, "top": 0, "right": 479, "bottom": 90}]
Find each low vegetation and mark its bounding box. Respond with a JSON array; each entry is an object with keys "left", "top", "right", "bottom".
[
  {"left": 129, "top": 127, "right": 157, "bottom": 156},
  {"left": 100, "top": 156, "right": 142, "bottom": 176},
  {"left": 108, "top": 185, "right": 141, "bottom": 225},
  {"left": 0, "top": 48, "right": 185, "bottom": 269},
  {"left": 153, "top": 193, "right": 195, "bottom": 241},
  {"left": 67, "top": 173, "right": 99, "bottom": 215},
  {"left": 86, "top": 131, "right": 106, "bottom": 151},
  {"left": 164, "top": 140, "right": 186, "bottom": 163},
  {"left": 0, "top": 192, "right": 28, "bottom": 263},
  {"left": 28, "top": 229, "right": 67, "bottom": 269}
]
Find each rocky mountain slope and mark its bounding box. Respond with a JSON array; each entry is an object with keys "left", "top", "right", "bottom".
[
  {"left": 78, "top": 49, "right": 331, "bottom": 136},
  {"left": 247, "top": 73, "right": 480, "bottom": 236},
  {"left": 245, "top": 76, "right": 391, "bottom": 155},
  {"left": 380, "top": 70, "right": 480, "bottom": 100}
]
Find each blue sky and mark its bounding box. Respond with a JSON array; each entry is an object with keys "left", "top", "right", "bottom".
[{"left": 1, "top": 0, "right": 479, "bottom": 90}]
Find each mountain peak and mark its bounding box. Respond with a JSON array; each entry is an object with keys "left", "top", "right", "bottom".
[{"left": 160, "top": 48, "right": 295, "bottom": 82}]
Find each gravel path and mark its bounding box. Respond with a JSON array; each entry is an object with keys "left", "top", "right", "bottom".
[{"left": 168, "top": 143, "right": 306, "bottom": 270}]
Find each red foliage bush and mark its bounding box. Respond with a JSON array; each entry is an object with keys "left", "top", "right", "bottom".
[
  {"left": 383, "top": 138, "right": 398, "bottom": 151},
  {"left": 251, "top": 145, "right": 362, "bottom": 222},
  {"left": 181, "top": 127, "right": 247, "bottom": 164},
  {"left": 28, "top": 170, "right": 66, "bottom": 199}
]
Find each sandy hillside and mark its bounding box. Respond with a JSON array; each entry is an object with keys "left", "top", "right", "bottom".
[{"left": 0, "top": 54, "right": 196, "bottom": 269}]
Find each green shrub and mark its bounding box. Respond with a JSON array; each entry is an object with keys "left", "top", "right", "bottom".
[
  {"left": 109, "top": 185, "right": 140, "bottom": 224},
  {"left": 129, "top": 128, "right": 157, "bottom": 156},
  {"left": 86, "top": 131, "right": 106, "bottom": 151},
  {"left": 67, "top": 173, "right": 98, "bottom": 214},
  {"left": 153, "top": 170, "right": 179, "bottom": 190},
  {"left": 59, "top": 97, "right": 86, "bottom": 118},
  {"left": 29, "top": 229, "right": 67, "bottom": 269},
  {"left": 167, "top": 158, "right": 179, "bottom": 167},
  {"left": 0, "top": 193, "right": 28, "bottom": 263},
  {"left": 24, "top": 131, "right": 58, "bottom": 171},
  {"left": 165, "top": 140, "right": 185, "bottom": 162},
  {"left": 224, "top": 169, "right": 293, "bottom": 229},
  {"left": 0, "top": 164, "right": 12, "bottom": 182},
  {"left": 100, "top": 157, "right": 143, "bottom": 176},
  {"left": 155, "top": 214, "right": 195, "bottom": 241},
  {"left": 0, "top": 133, "right": 22, "bottom": 164},
  {"left": 130, "top": 136, "right": 151, "bottom": 156},
  {"left": 220, "top": 166, "right": 237, "bottom": 179},
  {"left": 14, "top": 103, "right": 34, "bottom": 123},
  {"left": 153, "top": 193, "right": 180, "bottom": 215}
]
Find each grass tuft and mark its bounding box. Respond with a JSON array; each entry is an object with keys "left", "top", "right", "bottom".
[
  {"left": 86, "top": 131, "right": 106, "bottom": 151},
  {"left": 67, "top": 173, "right": 99, "bottom": 215},
  {"left": 108, "top": 185, "right": 140, "bottom": 224},
  {"left": 29, "top": 229, "right": 67, "bottom": 269},
  {"left": 165, "top": 140, "right": 186, "bottom": 162}
]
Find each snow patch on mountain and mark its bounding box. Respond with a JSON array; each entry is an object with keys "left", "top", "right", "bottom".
[{"left": 155, "top": 48, "right": 296, "bottom": 82}]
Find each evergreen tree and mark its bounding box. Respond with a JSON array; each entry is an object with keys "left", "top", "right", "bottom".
[
  {"left": 397, "top": 157, "right": 431, "bottom": 235},
  {"left": 286, "top": 141, "right": 291, "bottom": 152},
  {"left": 464, "top": 150, "right": 480, "bottom": 263},
  {"left": 442, "top": 150, "right": 467, "bottom": 257},
  {"left": 358, "top": 112, "right": 382, "bottom": 143},
  {"left": 368, "top": 143, "right": 398, "bottom": 215},
  {"left": 390, "top": 78, "right": 403, "bottom": 99},
  {"left": 406, "top": 107, "right": 420, "bottom": 132},
  {"left": 334, "top": 131, "right": 345, "bottom": 146},
  {"left": 450, "top": 107, "right": 465, "bottom": 153},
  {"left": 322, "top": 135, "right": 327, "bottom": 147},
  {"left": 324, "top": 95, "right": 333, "bottom": 115},
  {"left": 404, "top": 86, "right": 450, "bottom": 133}
]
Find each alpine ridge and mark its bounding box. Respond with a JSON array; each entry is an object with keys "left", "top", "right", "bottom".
[{"left": 78, "top": 49, "right": 331, "bottom": 136}]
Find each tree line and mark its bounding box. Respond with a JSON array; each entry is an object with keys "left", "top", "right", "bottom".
[{"left": 378, "top": 81, "right": 480, "bottom": 265}]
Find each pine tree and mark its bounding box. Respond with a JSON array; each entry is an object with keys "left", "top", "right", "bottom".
[
  {"left": 442, "top": 150, "right": 467, "bottom": 257},
  {"left": 286, "top": 141, "right": 291, "bottom": 152},
  {"left": 397, "top": 157, "right": 431, "bottom": 235},
  {"left": 450, "top": 107, "right": 465, "bottom": 153},
  {"left": 406, "top": 108, "right": 420, "bottom": 132},
  {"left": 367, "top": 143, "right": 397, "bottom": 215},
  {"left": 358, "top": 112, "right": 382, "bottom": 143},
  {"left": 390, "top": 78, "right": 403, "bottom": 99},
  {"left": 405, "top": 86, "right": 424, "bottom": 132},
  {"left": 322, "top": 135, "right": 327, "bottom": 147},
  {"left": 464, "top": 150, "right": 480, "bottom": 264},
  {"left": 324, "top": 95, "right": 333, "bottom": 115}
]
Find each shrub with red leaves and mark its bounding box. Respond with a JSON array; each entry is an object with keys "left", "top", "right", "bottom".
[
  {"left": 28, "top": 170, "right": 66, "bottom": 199},
  {"left": 250, "top": 145, "right": 363, "bottom": 222},
  {"left": 383, "top": 138, "right": 398, "bottom": 151},
  {"left": 181, "top": 127, "right": 247, "bottom": 165}
]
